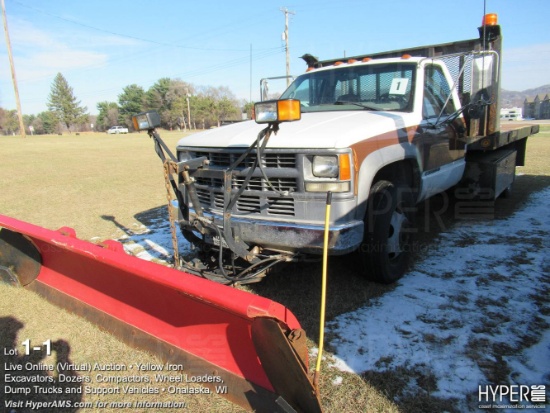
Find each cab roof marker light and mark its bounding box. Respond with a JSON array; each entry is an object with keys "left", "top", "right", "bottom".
[
  {"left": 334, "top": 61, "right": 344, "bottom": 66},
  {"left": 401, "top": 54, "right": 412, "bottom": 59},
  {"left": 362, "top": 57, "right": 372, "bottom": 62},
  {"left": 347, "top": 59, "right": 358, "bottom": 64}
]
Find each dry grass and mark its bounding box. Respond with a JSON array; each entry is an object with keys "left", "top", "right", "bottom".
[
  {"left": 0, "top": 130, "right": 190, "bottom": 240},
  {"left": 1, "top": 126, "right": 549, "bottom": 412}
]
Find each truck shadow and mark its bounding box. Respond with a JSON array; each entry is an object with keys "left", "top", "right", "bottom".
[{"left": 0, "top": 316, "right": 83, "bottom": 412}]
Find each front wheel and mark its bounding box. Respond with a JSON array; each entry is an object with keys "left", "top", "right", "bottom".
[{"left": 358, "top": 180, "right": 416, "bottom": 284}]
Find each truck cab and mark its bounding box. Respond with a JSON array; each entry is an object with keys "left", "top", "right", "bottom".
[{"left": 167, "top": 14, "right": 537, "bottom": 284}]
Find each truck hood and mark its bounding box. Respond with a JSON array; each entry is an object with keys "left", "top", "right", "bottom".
[{"left": 177, "top": 111, "right": 418, "bottom": 149}]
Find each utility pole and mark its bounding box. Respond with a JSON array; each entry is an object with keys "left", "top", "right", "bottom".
[
  {"left": 1, "top": 0, "right": 26, "bottom": 137},
  {"left": 249, "top": 44, "right": 252, "bottom": 103},
  {"left": 280, "top": 7, "right": 295, "bottom": 87}
]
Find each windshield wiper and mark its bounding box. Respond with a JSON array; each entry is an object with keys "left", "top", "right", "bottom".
[{"left": 334, "top": 101, "right": 379, "bottom": 110}]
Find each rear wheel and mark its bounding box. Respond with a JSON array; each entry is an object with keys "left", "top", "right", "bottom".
[{"left": 358, "top": 180, "right": 416, "bottom": 284}]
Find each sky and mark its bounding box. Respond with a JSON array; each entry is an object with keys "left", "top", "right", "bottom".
[{"left": 0, "top": 0, "right": 549, "bottom": 115}]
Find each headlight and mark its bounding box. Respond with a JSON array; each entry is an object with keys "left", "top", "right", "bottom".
[
  {"left": 255, "top": 101, "right": 278, "bottom": 123},
  {"left": 178, "top": 151, "right": 191, "bottom": 162},
  {"left": 306, "top": 153, "right": 352, "bottom": 192},
  {"left": 132, "top": 111, "right": 161, "bottom": 131},
  {"left": 313, "top": 156, "right": 339, "bottom": 178},
  {"left": 254, "top": 99, "right": 301, "bottom": 124}
]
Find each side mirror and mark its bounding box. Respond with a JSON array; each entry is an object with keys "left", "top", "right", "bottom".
[{"left": 467, "top": 89, "right": 491, "bottom": 120}]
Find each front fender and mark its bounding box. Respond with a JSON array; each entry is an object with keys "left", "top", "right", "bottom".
[{"left": 354, "top": 143, "right": 420, "bottom": 220}]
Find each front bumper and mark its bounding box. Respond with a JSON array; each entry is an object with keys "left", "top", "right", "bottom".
[{"left": 173, "top": 202, "right": 363, "bottom": 255}]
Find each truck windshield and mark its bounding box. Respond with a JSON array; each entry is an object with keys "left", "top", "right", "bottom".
[{"left": 280, "top": 62, "right": 416, "bottom": 113}]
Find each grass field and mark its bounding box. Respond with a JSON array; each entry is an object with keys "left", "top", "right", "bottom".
[{"left": 1, "top": 126, "right": 549, "bottom": 412}]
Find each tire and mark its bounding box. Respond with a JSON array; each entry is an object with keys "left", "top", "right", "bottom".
[{"left": 358, "top": 180, "right": 416, "bottom": 284}]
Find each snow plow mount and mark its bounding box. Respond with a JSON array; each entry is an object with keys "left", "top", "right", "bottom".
[
  {"left": 0, "top": 214, "right": 322, "bottom": 412},
  {"left": 138, "top": 111, "right": 300, "bottom": 285}
]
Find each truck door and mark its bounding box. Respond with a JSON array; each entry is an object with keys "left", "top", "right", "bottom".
[{"left": 416, "top": 63, "right": 466, "bottom": 198}]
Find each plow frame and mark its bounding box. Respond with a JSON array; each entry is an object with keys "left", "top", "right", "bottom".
[{"left": 0, "top": 214, "right": 322, "bottom": 412}]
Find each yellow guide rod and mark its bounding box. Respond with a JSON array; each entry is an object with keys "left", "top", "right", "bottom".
[{"left": 314, "top": 191, "right": 331, "bottom": 390}]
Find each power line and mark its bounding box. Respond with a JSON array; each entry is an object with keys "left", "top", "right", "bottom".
[
  {"left": 12, "top": 0, "right": 276, "bottom": 53},
  {"left": 12, "top": 47, "right": 285, "bottom": 107}
]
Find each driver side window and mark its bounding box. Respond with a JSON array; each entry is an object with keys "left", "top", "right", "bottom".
[
  {"left": 423, "top": 64, "right": 455, "bottom": 119},
  {"left": 289, "top": 78, "right": 311, "bottom": 106}
]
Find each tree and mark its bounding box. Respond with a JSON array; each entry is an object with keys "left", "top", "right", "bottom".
[
  {"left": 23, "top": 114, "right": 36, "bottom": 135},
  {"left": 192, "top": 86, "right": 241, "bottom": 128},
  {"left": 242, "top": 101, "right": 254, "bottom": 120},
  {"left": 145, "top": 77, "right": 171, "bottom": 111},
  {"left": 35, "top": 111, "right": 59, "bottom": 133},
  {"left": 144, "top": 78, "right": 194, "bottom": 130},
  {"left": 0, "top": 108, "right": 5, "bottom": 133},
  {"left": 118, "top": 84, "right": 145, "bottom": 129},
  {"left": 96, "top": 101, "right": 119, "bottom": 131},
  {"left": 0, "top": 109, "right": 19, "bottom": 135},
  {"left": 47, "top": 73, "right": 88, "bottom": 133}
]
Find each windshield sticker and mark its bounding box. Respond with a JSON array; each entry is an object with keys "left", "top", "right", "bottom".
[{"left": 389, "top": 78, "right": 409, "bottom": 95}]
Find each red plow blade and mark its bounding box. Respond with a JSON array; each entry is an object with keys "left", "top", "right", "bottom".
[{"left": 0, "top": 214, "right": 321, "bottom": 412}]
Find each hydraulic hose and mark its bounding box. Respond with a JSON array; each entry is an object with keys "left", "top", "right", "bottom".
[{"left": 314, "top": 191, "right": 332, "bottom": 391}]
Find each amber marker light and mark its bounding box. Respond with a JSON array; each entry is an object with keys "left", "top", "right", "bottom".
[
  {"left": 254, "top": 99, "right": 301, "bottom": 124},
  {"left": 277, "top": 99, "right": 301, "bottom": 122},
  {"left": 339, "top": 154, "right": 351, "bottom": 181},
  {"left": 482, "top": 13, "right": 498, "bottom": 26},
  {"left": 481, "top": 138, "right": 491, "bottom": 148}
]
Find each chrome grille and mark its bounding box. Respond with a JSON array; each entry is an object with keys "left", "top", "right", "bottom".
[
  {"left": 195, "top": 188, "right": 211, "bottom": 207},
  {"left": 267, "top": 197, "right": 295, "bottom": 216},
  {"left": 190, "top": 150, "right": 296, "bottom": 169},
  {"left": 194, "top": 173, "right": 298, "bottom": 193},
  {"left": 187, "top": 149, "right": 298, "bottom": 217},
  {"left": 232, "top": 177, "right": 297, "bottom": 192},
  {"left": 236, "top": 195, "right": 261, "bottom": 213},
  {"left": 264, "top": 153, "right": 296, "bottom": 168}
]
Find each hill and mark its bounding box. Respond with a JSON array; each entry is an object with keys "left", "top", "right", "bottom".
[{"left": 501, "top": 84, "right": 550, "bottom": 108}]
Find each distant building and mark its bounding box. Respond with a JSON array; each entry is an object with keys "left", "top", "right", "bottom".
[
  {"left": 500, "top": 107, "right": 523, "bottom": 121},
  {"left": 523, "top": 94, "right": 550, "bottom": 119}
]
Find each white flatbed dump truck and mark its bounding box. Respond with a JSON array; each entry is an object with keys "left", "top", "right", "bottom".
[{"left": 143, "top": 13, "right": 538, "bottom": 285}]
